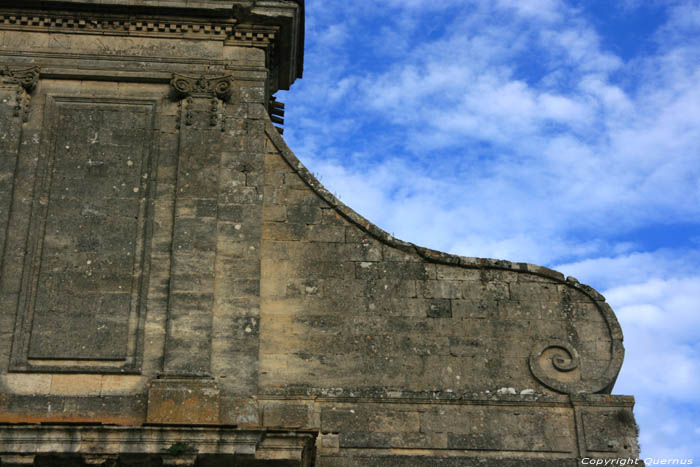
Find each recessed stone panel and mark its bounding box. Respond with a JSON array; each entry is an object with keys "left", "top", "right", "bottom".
[{"left": 11, "top": 96, "right": 157, "bottom": 372}]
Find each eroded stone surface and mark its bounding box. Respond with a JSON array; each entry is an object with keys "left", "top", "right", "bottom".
[{"left": 0, "top": 0, "right": 639, "bottom": 465}]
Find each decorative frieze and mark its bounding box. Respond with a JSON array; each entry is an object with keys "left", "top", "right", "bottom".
[
  {"left": 0, "top": 11, "right": 277, "bottom": 45},
  {"left": 0, "top": 12, "right": 233, "bottom": 36}
]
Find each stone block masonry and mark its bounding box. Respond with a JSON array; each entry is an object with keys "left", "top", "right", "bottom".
[{"left": 0, "top": 1, "right": 640, "bottom": 465}]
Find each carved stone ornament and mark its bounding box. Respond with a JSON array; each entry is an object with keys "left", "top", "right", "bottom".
[
  {"left": 528, "top": 299, "right": 625, "bottom": 394},
  {"left": 0, "top": 66, "right": 40, "bottom": 92},
  {"left": 170, "top": 73, "right": 234, "bottom": 100}
]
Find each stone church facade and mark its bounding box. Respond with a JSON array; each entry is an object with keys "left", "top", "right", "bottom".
[{"left": 0, "top": 1, "right": 640, "bottom": 465}]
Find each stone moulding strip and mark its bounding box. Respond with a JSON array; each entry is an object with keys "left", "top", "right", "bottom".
[
  {"left": 253, "top": 392, "right": 635, "bottom": 407},
  {"left": 0, "top": 10, "right": 277, "bottom": 45},
  {"left": 0, "top": 66, "right": 264, "bottom": 92},
  {"left": 0, "top": 425, "right": 315, "bottom": 461},
  {"left": 255, "top": 394, "right": 599, "bottom": 407},
  {"left": 330, "top": 448, "right": 575, "bottom": 458},
  {"left": 263, "top": 119, "right": 625, "bottom": 396},
  {"left": 0, "top": 58, "right": 266, "bottom": 85},
  {"left": 11, "top": 66, "right": 263, "bottom": 84}
]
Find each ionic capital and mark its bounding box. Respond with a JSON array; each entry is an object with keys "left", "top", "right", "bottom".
[{"left": 170, "top": 73, "right": 234, "bottom": 100}]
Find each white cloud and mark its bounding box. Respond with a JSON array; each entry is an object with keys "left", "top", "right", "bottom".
[
  {"left": 285, "top": 0, "right": 700, "bottom": 258},
  {"left": 610, "top": 276, "right": 700, "bottom": 457},
  {"left": 555, "top": 250, "right": 700, "bottom": 287},
  {"left": 495, "top": 0, "right": 565, "bottom": 22},
  {"left": 539, "top": 27, "right": 622, "bottom": 73},
  {"left": 317, "top": 23, "right": 349, "bottom": 48}
]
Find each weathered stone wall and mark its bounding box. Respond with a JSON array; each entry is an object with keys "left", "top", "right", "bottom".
[
  {"left": 253, "top": 124, "right": 638, "bottom": 465},
  {"left": 259, "top": 126, "right": 623, "bottom": 398},
  {"left": 0, "top": 1, "right": 640, "bottom": 465},
  {"left": 0, "top": 3, "right": 278, "bottom": 436}
]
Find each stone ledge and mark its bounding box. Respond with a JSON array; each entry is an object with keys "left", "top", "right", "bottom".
[
  {"left": 0, "top": 425, "right": 314, "bottom": 464},
  {"left": 256, "top": 392, "right": 636, "bottom": 406}
]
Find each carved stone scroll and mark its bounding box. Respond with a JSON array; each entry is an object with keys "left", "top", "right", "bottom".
[
  {"left": 528, "top": 300, "right": 625, "bottom": 394},
  {"left": 0, "top": 66, "right": 40, "bottom": 92},
  {"left": 170, "top": 73, "right": 234, "bottom": 100},
  {"left": 170, "top": 73, "right": 232, "bottom": 130},
  {"left": 0, "top": 66, "right": 39, "bottom": 121}
]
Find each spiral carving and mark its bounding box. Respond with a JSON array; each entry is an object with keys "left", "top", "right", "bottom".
[
  {"left": 212, "top": 79, "right": 233, "bottom": 99},
  {"left": 529, "top": 340, "right": 581, "bottom": 393},
  {"left": 525, "top": 291, "right": 625, "bottom": 395},
  {"left": 171, "top": 76, "right": 194, "bottom": 96},
  {"left": 170, "top": 73, "right": 234, "bottom": 100},
  {"left": 0, "top": 66, "right": 40, "bottom": 92},
  {"left": 551, "top": 344, "right": 579, "bottom": 372}
]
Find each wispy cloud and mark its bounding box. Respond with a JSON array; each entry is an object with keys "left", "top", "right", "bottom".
[{"left": 288, "top": 0, "right": 700, "bottom": 250}]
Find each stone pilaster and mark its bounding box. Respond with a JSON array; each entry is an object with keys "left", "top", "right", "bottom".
[
  {"left": 0, "top": 67, "right": 38, "bottom": 282},
  {"left": 161, "top": 73, "right": 235, "bottom": 377}
]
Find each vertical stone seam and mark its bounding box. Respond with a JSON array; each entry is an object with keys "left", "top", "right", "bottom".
[{"left": 571, "top": 396, "right": 586, "bottom": 458}]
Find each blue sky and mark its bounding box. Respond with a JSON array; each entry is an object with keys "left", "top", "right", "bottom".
[{"left": 277, "top": 0, "right": 700, "bottom": 459}]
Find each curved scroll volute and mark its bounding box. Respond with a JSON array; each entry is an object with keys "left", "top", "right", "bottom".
[{"left": 527, "top": 285, "right": 624, "bottom": 394}]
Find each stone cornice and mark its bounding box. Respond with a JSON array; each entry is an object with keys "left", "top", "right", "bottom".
[
  {"left": 0, "top": 10, "right": 279, "bottom": 44},
  {"left": 2, "top": 0, "right": 304, "bottom": 90},
  {"left": 0, "top": 425, "right": 315, "bottom": 464}
]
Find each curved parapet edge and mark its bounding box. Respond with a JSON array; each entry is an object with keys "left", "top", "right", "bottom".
[{"left": 264, "top": 121, "right": 624, "bottom": 395}]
